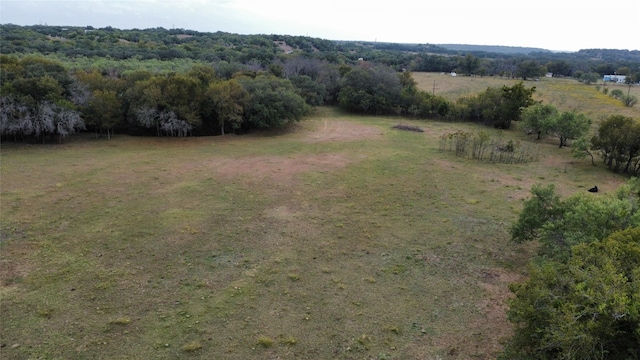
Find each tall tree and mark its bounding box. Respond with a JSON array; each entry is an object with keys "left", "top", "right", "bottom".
[
  {"left": 205, "top": 79, "right": 249, "bottom": 135},
  {"left": 548, "top": 111, "right": 592, "bottom": 148},
  {"left": 237, "top": 75, "right": 308, "bottom": 128},
  {"left": 515, "top": 60, "right": 545, "bottom": 80},
  {"left": 591, "top": 115, "right": 640, "bottom": 174},
  {"left": 84, "top": 89, "right": 122, "bottom": 139},
  {"left": 520, "top": 103, "right": 557, "bottom": 140},
  {"left": 499, "top": 82, "right": 537, "bottom": 129},
  {"left": 459, "top": 54, "right": 480, "bottom": 76}
]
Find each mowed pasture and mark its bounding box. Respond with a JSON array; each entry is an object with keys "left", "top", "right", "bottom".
[{"left": 0, "top": 75, "right": 634, "bottom": 359}]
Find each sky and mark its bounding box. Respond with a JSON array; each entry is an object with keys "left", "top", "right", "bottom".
[{"left": 1, "top": 0, "right": 639, "bottom": 52}]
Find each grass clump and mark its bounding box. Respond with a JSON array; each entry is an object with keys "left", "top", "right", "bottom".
[
  {"left": 181, "top": 341, "right": 202, "bottom": 352},
  {"left": 108, "top": 317, "right": 131, "bottom": 325},
  {"left": 280, "top": 335, "right": 297, "bottom": 345},
  {"left": 287, "top": 273, "right": 300, "bottom": 281},
  {"left": 256, "top": 336, "right": 273, "bottom": 348}
]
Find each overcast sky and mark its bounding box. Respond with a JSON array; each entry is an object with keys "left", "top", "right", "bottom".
[{"left": 1, "top": 0, "right": 639, "bottom": 52}]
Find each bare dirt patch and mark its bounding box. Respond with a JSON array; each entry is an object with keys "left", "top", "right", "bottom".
[
  {"left": 274, "top": 40, "right": 293, "bottom": 53},
  {"left": 473, "top": 268, "right": 523, "bottom": 357},
  {"left": 211, "top": 153, "right": 351, "bottom": 185},
  {"left": 303, "top": 119, "right": 383, "bottom": 143}
]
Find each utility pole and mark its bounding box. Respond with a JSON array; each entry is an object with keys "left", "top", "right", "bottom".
[{"left": 433, "top": 80, "right": 438, "bottom": 95}]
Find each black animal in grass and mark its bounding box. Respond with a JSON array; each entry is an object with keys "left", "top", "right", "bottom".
[{"left": 588, "top": 186, "right": 598, "bottom": 193}]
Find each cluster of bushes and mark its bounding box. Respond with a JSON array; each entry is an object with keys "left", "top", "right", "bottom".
[
  {"left": 589, "top": 115, "right": 640, "bottom": 176},
  {"left": 520, "top": 104, "right": 592, "bottom": 147},
  {"left": 454, "top": 82, "right": 537, "bottom": 129},
  {"left": 517, "top": 103, "right": 640, "bottom": 176},
  {"left": 438, "top": 130, "right": 538, "bottom": 164},
  {"left": 608, "top": 88, "right": 638, "bottom": 108},
  {"left": 502, "top": 180, "right": 640, "bottom": 359}
]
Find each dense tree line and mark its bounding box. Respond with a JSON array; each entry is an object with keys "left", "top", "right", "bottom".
[
  {"left": 0, "top": 56, "right": 85, "bottom": 142},
  {"left": 0, "top": 55, "right": 314, "bottom": 139},
  {"left": 2, "top": 25, "right": 639, "bottom": 80},
  {"left": 1, "top": 51, "right": 548, "bottom": 142},
  {"left": 1, "top": 24, "right": 636, "bottom": 144}
]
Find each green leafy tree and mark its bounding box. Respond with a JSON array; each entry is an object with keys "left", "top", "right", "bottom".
[
  {"left": 510, "top": 184, "right": 564, "bottom": 244},
  {"left": 458, "top": 82, "right": 537, "bottom": 129},
  {"left": 571, "top": 136, "right": 596, "bottom": 165},
  {"left": 459, "top": 54, "right": 480, "bottom": 76},
  {"left": 205, "top": 79, "right": 249, "bottom": 135},
  {"left": 511, "top": 181, "right": 640, "bottom": 261},
  {"left": 502, "top": 227, "right": 640, "bottom": 360},
  {"left": 609, "top": 89, "right": 624, "bottom": 99},
  {"left": 0, "top": 56, "right": 84, "bottom": 142},
  {"left": 515, "top": 60, "right": 546, "bottom": 80},
  {"left": 237, "top": 75, "right": 308, "bottom": 128},
  {"left": 338, "top": 65, "right": 403, "bottom": 115},
  {"left": 591, "top": 115, "right": 640, "bottom": 174},
  {"left": 499, "top": 82, "right": 537, "bottom": 128},
  {"left": 84, "top": 90, "right": 122, "bottom": 139},
  {"left": 520, "top": 103, "right": 557, "bottom": 140},
  {"left": 577, "top": 71, "right": 600, "bottom": 85},
  {"left": 545, "top": 60, "right": 571, "bottom": 77},
  {"left": 289, "top": 75, "right": 326, "bottom": 106},
  {"left": 126, "top": 72, "right": 209, "bottom": 136},
  {"left": 547, "top": 110, "right": 592, "bottom": 148}
]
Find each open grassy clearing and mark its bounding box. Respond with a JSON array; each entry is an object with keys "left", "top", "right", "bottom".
[
  {"left": 413, "top": 72, "right": 639, "bottom": 119},
  {"left": 0, "top": 102, "right": 630, "bottom": 359}
]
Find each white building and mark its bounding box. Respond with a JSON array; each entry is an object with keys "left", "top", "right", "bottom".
[{"left": 603, "top": 75, "right": 626, "bottom": 83}]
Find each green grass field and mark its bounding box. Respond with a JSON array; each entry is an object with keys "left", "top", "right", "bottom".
[
  {"left": 413, "top": 72, "right": 640, "bottom": 119},
  {"left": 0, "top": 75, "right": 635, "bottom": 359}
]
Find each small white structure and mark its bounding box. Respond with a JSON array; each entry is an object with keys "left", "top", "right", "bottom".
[
  {"left": 604, "top": 75, "right": 626, "bottom": 83},
  {"left": 545, "top": 72, "right": 553, "bottom": 78},
  {"left": 450, "top": 72, "right": 457, "bottom": 77}
]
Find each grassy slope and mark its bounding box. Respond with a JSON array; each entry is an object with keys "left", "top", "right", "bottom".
[
  {"left": 1, "top": 76, "right": 634, "bottom": 359},
  {"left": 413, "top": 72, "right": 640, "bottom": 119}
]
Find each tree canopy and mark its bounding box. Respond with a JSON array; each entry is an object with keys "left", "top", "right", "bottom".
[
  {"left": 502, "top": 227, "right": 640, "bottom": 360},
  {"left": 503, "top": 179, "right": 640, "bottom": 359}
]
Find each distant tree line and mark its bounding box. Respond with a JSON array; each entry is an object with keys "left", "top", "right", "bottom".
[{"left": 1, "top": 24, "right": 639, "bottom": 80}]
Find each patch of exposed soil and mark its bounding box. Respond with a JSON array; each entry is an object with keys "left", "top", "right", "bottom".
[
  {"left": 462, "top": 268, "right": 523, "bottom": 359},
  {"left": 303, "top": 119, "right": 383, "bottom": 143},
  {"left": 211, "top": 153, "right": 351, "bottom": 185},
  {"left": 274, "top": 41, "right": 293, "bottom": 53}
]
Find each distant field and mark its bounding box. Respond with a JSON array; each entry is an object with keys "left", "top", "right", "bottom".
[
  {"left": 413, "top": 72, "right": 640, "bottom": 120},
  {"left": 0, "top": 104, "right": 629, "bottom": 359}
]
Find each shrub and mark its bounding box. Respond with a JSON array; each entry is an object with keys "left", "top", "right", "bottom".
[{"left": 501, "top": 227, "right": 640, "bottom": 360}]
